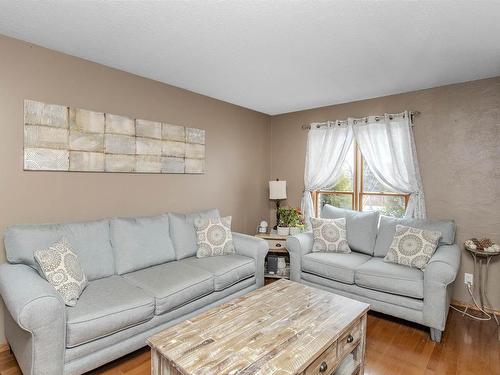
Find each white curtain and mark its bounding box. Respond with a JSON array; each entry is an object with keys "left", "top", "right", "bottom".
[
  {"left": 301, "top": 122, "right": 354, "bottom": 229},
  {"left": 351, "top": 111, "right": 426, "bottom": 219}
]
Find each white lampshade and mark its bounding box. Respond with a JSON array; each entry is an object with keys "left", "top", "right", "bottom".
[{"left": 269, "top": 180, "right": 287, "bottom": 200}]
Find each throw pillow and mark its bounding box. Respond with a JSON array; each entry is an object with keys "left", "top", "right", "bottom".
[
  {"left": 194, "top": 216, "right": 235, "bottom": 258},
  {"left": 34, "top": 237, "right": 88, "bottom": 306},
  {"left": 311, "top": 217, "right": 351, "bottom": 253},
  {"left": 384, "top": 225, "right": 441, "bottom": 270}
]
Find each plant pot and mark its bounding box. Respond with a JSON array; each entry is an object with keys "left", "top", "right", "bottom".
[
  {"left": 277, "top": 226, "right": 290, "bottom": 236},
  {"left": 289, "top": 227, "right": 302, "bottom": 236}
]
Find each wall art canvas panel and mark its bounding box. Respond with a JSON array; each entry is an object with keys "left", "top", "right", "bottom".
[{"left": 23, "top": 100, "right": 206, "bottom": 174}]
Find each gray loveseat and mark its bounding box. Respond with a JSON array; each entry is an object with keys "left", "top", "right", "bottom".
[
  {"left": 286, "top": 205, "right": 460, "bottom": 342},
  {"left": 0, "top": 209, "right": 268, "bottom": 375}
]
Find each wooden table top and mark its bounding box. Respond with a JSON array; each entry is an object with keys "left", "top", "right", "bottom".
[
  {"left": 255, "top": 232, "right": 288, "bottom": 240},
  {"left": 147, "top": 279, "right": 370, "bottom": 375}
]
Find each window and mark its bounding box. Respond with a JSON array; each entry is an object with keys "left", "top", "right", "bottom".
[{"left": 314, "top": 141, "right": 409, "bottom": 217}]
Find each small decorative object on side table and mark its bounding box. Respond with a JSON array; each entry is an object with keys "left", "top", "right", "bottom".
[
  {"left": 255, "top": 231, "right": 290, "bottom": 283},
  {"left": 257, "top": 220, "right": 268, "bottom": 234},
  {"left": 463, "top": 238, "right": 500, "bottom": 326}
]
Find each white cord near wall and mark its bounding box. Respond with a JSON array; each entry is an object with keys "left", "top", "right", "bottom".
[
  {"left": 451, "top": 248, "right": 500, "bottom": 327},
  {"left": 451, "top": 283, "right": 495, "bottom": 322}
]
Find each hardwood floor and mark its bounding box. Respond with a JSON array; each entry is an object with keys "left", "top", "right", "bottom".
[{"left": 0, "top": 309, "right": 498, "bottom": 375}]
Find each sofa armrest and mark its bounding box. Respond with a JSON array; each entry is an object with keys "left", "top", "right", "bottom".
[
  {"left": 285, "top": 232, "right": 313, "bottom": 282},
  {"left": 232, "top": 233, "right": 268, "bottom": 287},
  {"left": 0, "top": 263, "right": 66, "bottom": 375},
  {"left": 425, "top": 244, "right": 461, "bottom": 285},
  {"left": 0, "top": 264, "right": 65, "bottom": 330},
  {"left": 423, "top": 244, "right": 461, "bottom": 331}
]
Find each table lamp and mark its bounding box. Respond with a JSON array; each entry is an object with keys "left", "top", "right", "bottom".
[{"left": 269, "top": 179, "right": 287, "bottom": 230}]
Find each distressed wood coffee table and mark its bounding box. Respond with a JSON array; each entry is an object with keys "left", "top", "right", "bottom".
[{"left": 147, "top": 279, "right": 369, "bottom": 375}]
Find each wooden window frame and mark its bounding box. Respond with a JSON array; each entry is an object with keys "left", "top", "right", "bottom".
[{"left": 314, "top": 143, "right": 410, "bottom": 216}]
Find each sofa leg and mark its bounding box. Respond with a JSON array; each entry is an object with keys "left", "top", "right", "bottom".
[{"left": 430, "top": 328, "right": 442, "bottom": 342}]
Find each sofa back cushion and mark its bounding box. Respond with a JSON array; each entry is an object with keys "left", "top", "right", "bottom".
[
  {"left": 110, "top": 215, "right": 176, "bottom": 274},
  {"left": 321, "top": 205, "right": 379, "bottom": 255},
  {"left": 4, "top": 219, "right": 114, "bottom": 281},
  {"left": 374, "top": 216, "right": 456, "bottom": 257},
  {"left": 168, "top": 209, "right": 220, "bottom": 260}
]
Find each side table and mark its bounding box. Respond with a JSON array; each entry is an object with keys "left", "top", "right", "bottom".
[
  {"left": 465, "top": 247, "right": 500, "bottom": 325},
  {"left": 255, "top": 232, "right": 289, "bottom": 283}
]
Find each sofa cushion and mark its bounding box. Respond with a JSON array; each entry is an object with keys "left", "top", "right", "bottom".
[
  {"left": 180, "top": 254, "right": 255, "bottom": 291},
  {"left": 4, "top": 219, "right": 114, "bottom": 281},
  {"left": 168, "top": 209, "right": 220, "bottom": 260},
  {"left": 374, "top": 216, "right": 456, "bottom": 257},
  {"left": 66, "top": 275, "right": 155, "bottom": 348},
  {"left": 123, "top": 261, "right": 214, "bottom": 315},
  {"left": 355, "top": 257, "right": 424, "bottom": 299},
  {"left": 302, "top": 252, "right": 371, "bottom": 284},
  {"left": 321, "top": 205, "right": 379, "bottom": 255},
  {"left": 110, "top": 215, "right": 176, "bottom": 274}
]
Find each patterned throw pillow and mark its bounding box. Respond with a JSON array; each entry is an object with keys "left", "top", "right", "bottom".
[
  {"left": 311, "top": 217, "right": 351, "bottom": 253},
  {"left": 34, "top": 238, "right": 88, "bottom": 306},
  {"left": 194, "top": 216, "right": 235, "bottom": 258},
  {"left": 384, "top": 225, "right": 441, "bottom": 270}
]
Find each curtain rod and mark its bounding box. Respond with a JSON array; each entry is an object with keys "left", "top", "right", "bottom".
[{"left": 301, "top": 110, "right": 420, "bottom": 130}]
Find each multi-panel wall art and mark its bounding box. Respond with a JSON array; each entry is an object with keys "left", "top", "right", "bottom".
[{"left": 23, "top": 100, "right": 205, "bottom": 173}]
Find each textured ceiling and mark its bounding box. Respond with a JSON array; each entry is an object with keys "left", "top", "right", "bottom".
[{"left": 0, "top": 1, "right": 499, "bottom": 115}]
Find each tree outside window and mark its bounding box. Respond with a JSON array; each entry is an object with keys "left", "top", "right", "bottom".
[{"left": 315, "top": 142, "right": 409, "bottom": 217}]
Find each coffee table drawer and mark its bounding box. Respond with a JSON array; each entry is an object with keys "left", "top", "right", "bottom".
[
  {"left": 338, "top": 320, "right": 362, "bottom": 359},
  {"left": 304, "top": 341, "right": 337, "bottom": 375}
]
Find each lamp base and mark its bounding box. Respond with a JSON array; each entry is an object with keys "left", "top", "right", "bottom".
[{"left": 273, "top": 199, "right": 281, "bottom": 230}]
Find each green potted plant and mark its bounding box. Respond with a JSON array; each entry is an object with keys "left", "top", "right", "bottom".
[
  {"left": 289, "top": 208, "right": 305, "bottom": 235},
  {"left": 277, "top": 207, "right": 305, "bottom": 236},
  {"left": 277, "top": 207, "right": 292, "bottom": 236}
]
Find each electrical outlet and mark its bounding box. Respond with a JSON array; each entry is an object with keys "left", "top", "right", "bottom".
[{"left": 464, "top": 273, "right": 473, "bottom": 286}]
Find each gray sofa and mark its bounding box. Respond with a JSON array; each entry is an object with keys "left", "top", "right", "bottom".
[
  {"left": 286, "top": 205, "right": 461, "bottom": 342},
  {"left": 0, "top": 209, "right": 268, "bottom": 375}
]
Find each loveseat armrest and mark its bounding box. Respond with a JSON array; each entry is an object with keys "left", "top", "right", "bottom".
[
  {"left": 232, "top": 233, "right": 268, "bottom": 287},
  {"left": 285, "top": 232, "right": 313, "bottom": 282},
  {"left": 423, "top": 244, "right": 461, "bottom": 332},
  {"left": 425, "top": 244, "right": 461, "bottom": 285},
  {"left": 0, "top": 263, "right": 66, "bottom": 375}
]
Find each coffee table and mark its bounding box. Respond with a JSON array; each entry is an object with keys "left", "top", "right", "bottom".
[{"left": 147, "top": 279, "right": 369, "bottom": 375}]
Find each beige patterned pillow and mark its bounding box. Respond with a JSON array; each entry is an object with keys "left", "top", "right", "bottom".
[
  {"left": 311, "top": 217, "right": 351, "bottom": 253},
  {"left": 34, "top": 238, "right": 88, "bottom": 306},
  {"left": 194, "top": 216, "right": 235, "bottom": 258},
  {"left": 384, "top": 225, "right": 441, "bottom": 270}
]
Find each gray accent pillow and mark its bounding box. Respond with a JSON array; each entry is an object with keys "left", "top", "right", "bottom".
[
  {"left": 110, "top": 215, "right": 176, "bottom": 274},
  {"left": 194, "top": 216, "right": 235, "bottom": 258},
  {"left": 321, "top": 205, "right": 379, "bottom": 255},
  {"left": 168, "top": 209, "right": 221, "bottom": 260},
  {"left": 4, "top": 219, "right": 114, "bottom": 281},
  {"left": 384, "top": 225, "right": 441, "bottom": 270},
  {"left": 374, "top": 216, "right": 456, "bottom": 257},
  {"left": 311, "top": 217, "right": 351, "bottom": 253},
  {"left": 34, "top": 238, "right": 88, "bottom": 306}
]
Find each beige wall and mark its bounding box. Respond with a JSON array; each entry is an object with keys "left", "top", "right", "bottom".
[
  {"left": 0, "top": 35, "right": 270, "bottom": 343},
  {"left": 270, "top": 77, "right": 500, "bottom": 310}
]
